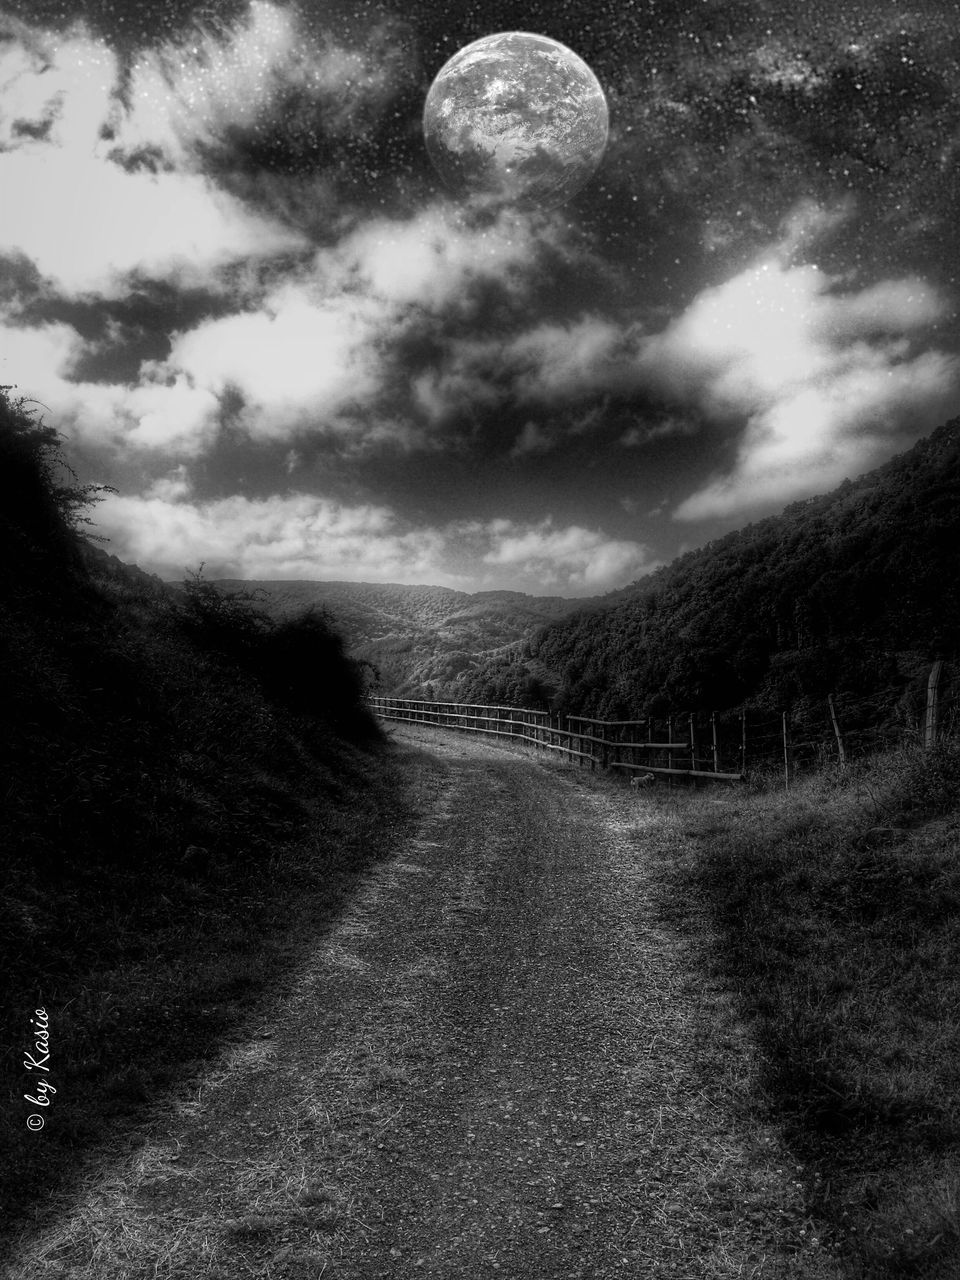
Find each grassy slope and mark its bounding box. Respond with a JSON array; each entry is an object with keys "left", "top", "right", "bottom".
[
  {"left": 0, "top": 396, "right": 411, "bottom": 1253},
  {"left": 664, "top": 743, "right": 960, "bottom": 1278}
]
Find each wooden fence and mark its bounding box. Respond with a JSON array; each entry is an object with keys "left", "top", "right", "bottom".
[
  {"left": 369, "top": 662, "right": 954, "bottom": 789},
  {"left": 367, "top": 697, "right": 744, "bottom": 783}
]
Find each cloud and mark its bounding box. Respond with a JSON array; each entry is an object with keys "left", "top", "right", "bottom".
[
  {"left": 471, "top": 517, "right": 654, "bottom": 590},
  {"left": 330, "top": 205, "right": 543, "bottom": 313},
  {"left": 116, "top": 1, "right": 305, "bottom": 162},
  {"left": 409, "top": 314, "right": 628, "bottom": 426},
  {"left": 674, "top": 349, "right": 959, "bottom": 519},
  {"left": 508, "top": 318, "right": 633, "bottom": 403},
  {"left": 436, "top": 206, "right": 957, "bottom": 515},
  {"left": 0, "top": 15, "right": 308, "bottom": 298},
  {"left": 94, "top": 488, "right": 653, "bottom": 594},
  {"left": 98, "top": 487, "right": 449, "bottom": 582},
  {"left": 635, "top": 256, "right": 959, "bottom": 518},
  {"left": 0, "top": 316, "right": 221, "bottom": 455},
  {"left": 116, "top": 1, "right": 417, "bottom": 165},
  {"left": 1, "top": 191, "right": 562, "bottom": 456},
  {"left": 160, "top": 284, "right": 384, "bottom": 437},
  {"left": 129, "top": 203, "right": 557, "bottom": 448},
  {"left": 0, "top": 151, "right": 307, "bottom": 297},
  {"left": 509, "top": 421, "right": 554, "bottom": 458},
  {"left": 0, "top": 20, "right": 117, "bottom": 154},
  {"left": 0, "top": 11, "right": 603, "bottom": 457}
]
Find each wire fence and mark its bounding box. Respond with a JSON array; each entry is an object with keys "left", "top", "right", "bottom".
[{"left": 368, "top": 661, "right": 957, "bottom": 787}]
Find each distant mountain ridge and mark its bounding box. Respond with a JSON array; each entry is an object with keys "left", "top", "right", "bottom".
[{"left": 206, "top": 578, "right": 603, "bottom": 698}]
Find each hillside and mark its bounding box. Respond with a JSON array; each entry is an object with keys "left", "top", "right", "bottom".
[
  {"left": 205, "top": 578, "right": 600, "bottom": 700},
  {"left": 458, "top": 417, "right": 960, "bottom": 727},
  {"left": 0, "top": 390, "right": 404, "bottom": 1246}
]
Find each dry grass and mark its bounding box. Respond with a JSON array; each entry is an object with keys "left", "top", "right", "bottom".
[{"left": 658, "top": 737, "right": 960, "bottom": 1279}]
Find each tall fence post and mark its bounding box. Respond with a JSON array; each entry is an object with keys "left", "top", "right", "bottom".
[
  {"left": 828, "top": 693, "right": 846, "bottom": 771},
  {"left": 689, "top": 713, "right": 697, "bottom": 777},
  {"left": 667, "top": 714, "right": 674, "bottom": 784},
  {"left": 925, "top": 660, "right": 944, "bottom": 750},
  {"left": 711, "top": 711, "right": 719, "bottom": 775},
  {"left": 782, "top": 710, "right": 793, "bottom": 792},
  {"left": 740, "top": 708, "right": 747, "bottom": 777}
]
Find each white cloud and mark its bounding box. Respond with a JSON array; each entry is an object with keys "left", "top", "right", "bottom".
[
  {"left": 0, "top": 316, "right": 221, "bottom": 455},
  {"left": 97, "top": 489, "right": 448, "bottom": 582},
  {"left": 474, "top": 517, "right": 654, "bottom": 589},
  {"left": 329, "top": 205, "right": 543, "bottom": 312},
  {"left": 0, "top": 15, "right": 308, "bottom": 297},
  {"left": 0, "top": 150, "right": 307, "bottom": 297},
  {"left": 776, "top": 198, "right": 854, "bottom": 258},
  {"left": 675, "top": 349, "right": 958, "bottom": 519},
  {"left": 1, "top": 191, "right": 567, "bottom": 455},
  {"left": 0, "top": 22, "right": 117, "bottom": 153},
  {"left": 117, "top": 1, "right": 415, "bottom": 163},
  {"left": 93, "top": 489, "right": 653, "bottom": 594},
  {"left": 509, "top": 317, "right": 631, "bottom": 402},
  {"left": 139, "top": 202, "right": 558, "bottom": 445},
  {"left": 162, "top": 284, "right": 383, "bottom": 434},
  {"left": 116, "top": 2, "right": 303, "bottom": 162},
  {"left": 449, "top": 211, "right": 958, "bottom": 516},
  {"left": 638, "top": 257, "right": 959, "bottom": 518}
]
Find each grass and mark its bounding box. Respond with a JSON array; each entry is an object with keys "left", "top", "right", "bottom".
[
  {"left": 0, "top": 388, "right": 411, "bottom": 1256},
  {"left": 664, "top": 737, "right": 960, "bottom": 1279},
  {"left": 0, "top": 699, "right": 413, "bottom": 1261}
]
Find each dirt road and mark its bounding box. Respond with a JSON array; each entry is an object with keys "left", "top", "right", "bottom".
[{"left": 10, "top": 729, "right": 840, "bottom": 1279}]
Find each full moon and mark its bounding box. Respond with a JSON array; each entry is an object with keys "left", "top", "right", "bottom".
[{"left": 422, "top": 32, "right": 609, "bottom": 211}]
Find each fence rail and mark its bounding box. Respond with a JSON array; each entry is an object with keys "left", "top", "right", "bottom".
[
  {"left": 369, "top": 661, "right": 956, "bottom": 788},
  {"left": 368, "top": 696, "right": 744, "bottom": 782}
]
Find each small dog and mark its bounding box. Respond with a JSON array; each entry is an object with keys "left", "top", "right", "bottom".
[{"left": 629, "top": 772, "right": 656, "bottom": 789}]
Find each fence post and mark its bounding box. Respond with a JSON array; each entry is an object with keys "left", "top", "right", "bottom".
[
  {"left": 782, "top": 710, "right": 793, "bottom": 791},
  {"left": 740, "top": 708, "right": 747, "bottom": 777},
  {"left": 689, "top": 713, "right": 697, "bottom": 776},
  {"left": 711, "top": 711, "right": 719, "bottom": 775},
  {"left": 925, "top": 661, "right": 944, "bottom": 749},
  {"left": 667, "top": 714, "right": 674, "bottom": 784},
  {"left": 827, "top": 694, "right": 846, "bottom": 771}
]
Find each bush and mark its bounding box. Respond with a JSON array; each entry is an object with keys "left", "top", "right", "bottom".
[
  {"left": 178, "top": 571, "right": 381, "bottom": 742},
  {"left": 0, "top": 388, "right": 112, "bottom": 583}
]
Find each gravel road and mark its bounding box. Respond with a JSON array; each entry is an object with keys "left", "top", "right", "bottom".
[{"left": 11, "top": 728, "right": 841, "bottom": 1279}]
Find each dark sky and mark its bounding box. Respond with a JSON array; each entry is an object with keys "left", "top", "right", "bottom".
[{"left": 1, "top": 0, "right": 959, "bottom": 593}]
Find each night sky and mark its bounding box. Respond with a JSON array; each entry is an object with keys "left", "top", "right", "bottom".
[{"left": 2, "top": 0, "right": 959, "bottom": 593}]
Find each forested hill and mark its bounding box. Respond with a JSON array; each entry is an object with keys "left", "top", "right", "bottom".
[
  {"left": 208, "top": 579, "right": 599, "bottom": 698},
  {"left": 464, "top": 417, "right": 960, "bottom": 720}
]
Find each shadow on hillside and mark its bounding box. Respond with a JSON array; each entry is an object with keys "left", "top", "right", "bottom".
[{"left": 0, "top": 389, "right": 408, "bottom": 1254}]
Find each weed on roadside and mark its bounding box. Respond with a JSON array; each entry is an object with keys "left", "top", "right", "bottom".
[{"left": 664, "top": 739, "right": 960, "bottom": 1278}]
